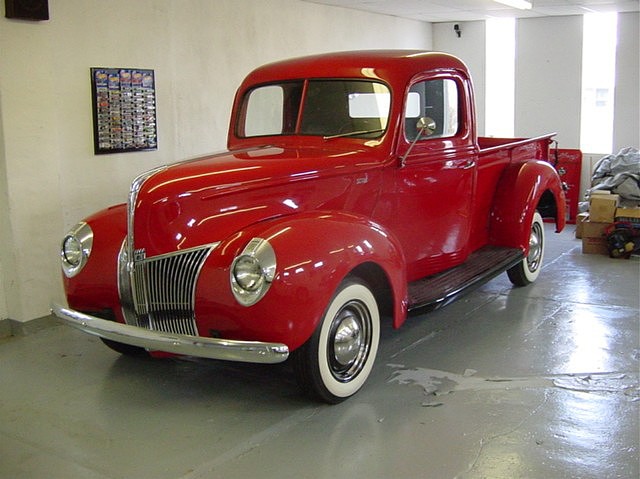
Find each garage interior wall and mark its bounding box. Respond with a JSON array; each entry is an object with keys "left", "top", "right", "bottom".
[
  {"left": 432, "top": 21, "right": 487, "bottom": 137},
  {"left": 515, "top": 12, "right": 639, "bottom": 200},
  {"left": 0, "top": 0, "right": 432, "bottom": 324},
  {"left": 435, "top": 13, "right": 638, "bottom": 204},
  {"left": 436, "top": 13, "right": 640, "bottom": 153},
  {"left": 515, "top": 15, "right": 584, "bottom": 148},
  {"left": 613, "top": 12, "right": 640, "bottom": 151},
  {"left": 1, "top": 2, "right": 638, "bottom": 327}
]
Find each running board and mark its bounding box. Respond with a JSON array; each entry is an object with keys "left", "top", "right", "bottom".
[{"left": 408, "top": 246, "right": 523, "bottom": 312}]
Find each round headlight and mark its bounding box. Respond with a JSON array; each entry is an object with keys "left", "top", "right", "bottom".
[
  {"left": 62, "top": 235, "right": 83, "bottom": 267},
  {"left": 233, "top": 255, "right": 264, "bottom": 292},
  {"left": 230, "top": 238, "right": 276, "bottom": 307},
  {"left": 60, "top": 222, "right": 93, "bottom": 278}
]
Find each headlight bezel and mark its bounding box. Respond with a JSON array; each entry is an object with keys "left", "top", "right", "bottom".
[
  {"left": 61, "top": 222, "right": 94, "bottom": 278},
  {"left": 230, "top": 238, "right": 276, "bottom": 306}
]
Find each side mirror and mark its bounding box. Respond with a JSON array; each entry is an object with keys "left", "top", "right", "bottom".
[
  {"left": 400, "top": 117, "right": 438, "bottom": 167},
  {"left": 417, "top": 117, "right": 436, "bottom": 137}
]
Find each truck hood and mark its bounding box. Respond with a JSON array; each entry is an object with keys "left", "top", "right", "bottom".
[
  {"left": 145, "top": 146, "right": 374, "bottom": 197},
  {"left": 133, "top": 146, "right": 383, "bottom": 256}
]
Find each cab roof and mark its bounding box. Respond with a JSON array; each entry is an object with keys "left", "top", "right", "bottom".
[{"left": 239, "top": 50, "right": 470, "bottom": 88}]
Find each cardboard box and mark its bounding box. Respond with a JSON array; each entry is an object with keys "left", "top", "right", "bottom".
[
  {"left": 581, "top": 220, "right": 611, "bottom": 255},
  {"left": 575, "top": 212, "right": 589, "bottom": 239},
  {"left": 615, "top": 207, "right": 640, "bottom": 224},
  {"left": 589, "top": 194, "right": 620, "bottom": 223}
]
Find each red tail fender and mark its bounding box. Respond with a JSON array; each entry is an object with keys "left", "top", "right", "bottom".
[{"left": 489, "top": 160, "right": 566, "bottom": 251}]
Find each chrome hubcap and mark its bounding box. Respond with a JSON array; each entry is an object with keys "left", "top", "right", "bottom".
[
  {"left": 334, "top": 315, "right": 361, "bottom": 366},
  {"left": 328, "top": 301, "right": 371, "bottom": 382},
  {"left": 527, "top": 222, "right": 543, "bottom": 273}
]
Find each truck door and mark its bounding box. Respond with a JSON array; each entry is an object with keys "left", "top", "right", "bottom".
[{"left": 377, "top": 75, "right": 476, "bottom": 281}]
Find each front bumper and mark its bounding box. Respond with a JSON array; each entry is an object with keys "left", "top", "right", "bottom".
[{"left": 51, "top": 303, "right": 290, "bottom": 364}]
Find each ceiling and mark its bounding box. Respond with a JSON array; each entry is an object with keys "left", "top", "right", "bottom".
[{"left": 302, "top": 0, "right": 640, "bottom": 22}]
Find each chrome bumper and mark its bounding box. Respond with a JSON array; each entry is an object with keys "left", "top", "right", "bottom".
[{"left": 51, "top": 303, "right": 289, "bottom": 364}]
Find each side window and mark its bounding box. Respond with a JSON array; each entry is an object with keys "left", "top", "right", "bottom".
[
  {"left": 405, "top": 79, "right": 459, "bottom": 141},
  {"left": 244, "top": 85, "right": 284, "bottom": 137},
  {"left": 240, "top": 82, "right": 303, "bottom": 137}
]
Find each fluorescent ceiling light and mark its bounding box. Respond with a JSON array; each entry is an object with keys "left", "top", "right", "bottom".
[{"left": 494, "top": 0, "right": 533, "bottom": 10}]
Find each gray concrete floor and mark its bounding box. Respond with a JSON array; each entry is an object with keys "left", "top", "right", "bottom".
[{"left": 1, "top": 225, "right": 638, "bottom": 479}]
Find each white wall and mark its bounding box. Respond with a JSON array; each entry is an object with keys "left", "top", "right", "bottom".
[
  {"left": 613, "top": 12, "right": 640, "bottom": 151},
  {"left": 2, "top": 2, "right": 638, "bottom": 324},
  {"left": 515, "top": 16, "right": 583, "bottom": 148},
  {"left": 434, "top": 12, "right": 638, "bottom": 203},
  {"left": 433, "top": 21, "right": 486, "bottom": 136},
  {"left": 434, "top": 13, "right": 639, "bottom": 154},
  {"left": 0, "top": 0, "right": 432, "bottom": 322},
  {"left": 0, "top": 101, "right": 9, "bottom": 322}
]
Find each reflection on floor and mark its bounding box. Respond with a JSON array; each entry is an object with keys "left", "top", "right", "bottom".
[{"left": 1, "top": 225, "right": 638, "bottom": 479}]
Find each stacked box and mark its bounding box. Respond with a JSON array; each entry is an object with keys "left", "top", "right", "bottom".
[
  {"left": 615, "top": 207, "right": 640, "bottom": 225},
  {"left": 575, "top": 212, "right": 589, "bottom": 239},
  {"left": 581, "top": 220, "right": 610, "bottom": 255},
  {"left": 589, "top": 194, "right": 619, "bottom": 223}
]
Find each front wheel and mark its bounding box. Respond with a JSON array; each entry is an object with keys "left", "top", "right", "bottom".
[
  {"left": 508, "top": 211, "right": 545, "bottom": 286},
  {"left": 292, "top": 279, "right": 380, "bottom": 404}
]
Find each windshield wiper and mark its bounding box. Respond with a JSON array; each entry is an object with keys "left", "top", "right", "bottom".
[{"left": 323, "top": 128, "right": 385, "bottom": 140}]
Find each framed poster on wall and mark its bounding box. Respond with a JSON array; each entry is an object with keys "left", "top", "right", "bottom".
[{"left": 90, "top": 67, "right": 157, "bottom": 154}]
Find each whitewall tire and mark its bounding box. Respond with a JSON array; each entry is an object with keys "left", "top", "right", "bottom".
[
  {"left": 508, "top": 211, "right": 545, "bottom": 286},
  {"left": 293, "top": 279, "right": 380, "bottom": 404}
]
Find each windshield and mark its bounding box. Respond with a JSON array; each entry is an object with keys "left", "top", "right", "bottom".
[{"left": 238, "top": 80, "right": 390, "bottom": 139}]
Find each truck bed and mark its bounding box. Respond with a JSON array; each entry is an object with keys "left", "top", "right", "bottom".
[{"left": 478, "top": 133, "right": 555, "bottom": 156}]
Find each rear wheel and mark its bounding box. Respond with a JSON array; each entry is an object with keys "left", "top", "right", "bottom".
[
  {"left": 292, "top": 279, "right": 380, "bottom": 404},
  {"left": 508, "top": 211, "right": 545, "bottom": 286}
]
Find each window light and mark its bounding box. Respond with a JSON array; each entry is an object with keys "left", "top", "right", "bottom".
[{"left": 494, "top": 0, "right": 532, "bottom": 10}]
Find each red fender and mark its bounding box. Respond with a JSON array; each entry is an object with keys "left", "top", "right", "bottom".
[
  {"left": 195, "top": 211, "right": 408, "bottom": 352},
  {"left": 64, "top": 204, "right": 127, "bottom": 319},
  {"left": 489, "top": 160, "right": 566, "bottom": 251}
]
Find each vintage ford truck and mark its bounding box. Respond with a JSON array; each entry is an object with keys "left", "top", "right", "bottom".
[{"left": 53, "top": 50, "right": 566, "bottom": 403}]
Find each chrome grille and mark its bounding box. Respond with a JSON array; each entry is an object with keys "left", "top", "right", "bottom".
[{"left": 129, "top": 245, "right": 214, "bottom": 336}]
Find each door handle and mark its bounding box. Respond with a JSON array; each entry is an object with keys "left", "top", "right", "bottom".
[{"left": 461, "top": 159, "right": 476, "bottom": 170}]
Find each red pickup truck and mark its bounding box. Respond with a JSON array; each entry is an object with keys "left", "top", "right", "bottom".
[{"left": 53, "top": 50, "right": 566, "bottom": 403}]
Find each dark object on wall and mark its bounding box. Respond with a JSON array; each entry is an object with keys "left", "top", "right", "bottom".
[
  {"left": 5, "top": 0, "right": 49, "bottom": 21},
  {"left": 90, "top": 68, "right": 158, "bottom": 155}
]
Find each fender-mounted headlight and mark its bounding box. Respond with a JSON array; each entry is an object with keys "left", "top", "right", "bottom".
[
  {"left": 230, "top": 238, "right": 276, "bottom": 306},
  {"left": 60, "top": 222, "right": 93, "bottom": 278}
]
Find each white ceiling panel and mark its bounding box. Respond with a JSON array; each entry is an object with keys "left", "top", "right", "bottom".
[{"left": 302, "top": 0, "right": 639, "bottom": 22}]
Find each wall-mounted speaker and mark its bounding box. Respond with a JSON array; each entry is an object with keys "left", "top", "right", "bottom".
[{"left": 5, "top": 0, "right": 49, "bottom": 21}]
